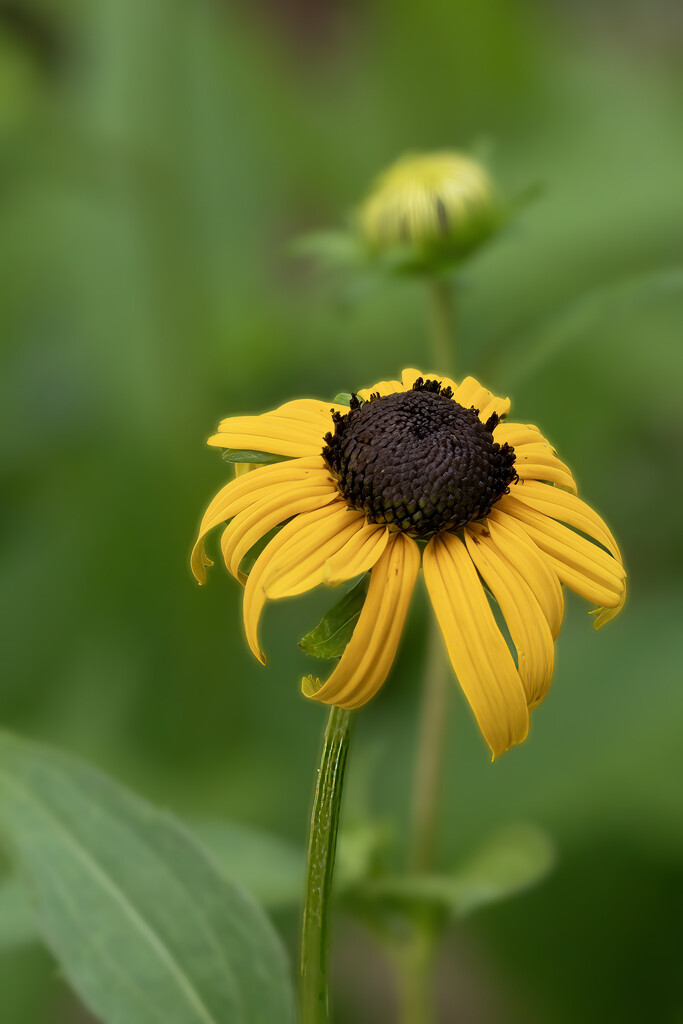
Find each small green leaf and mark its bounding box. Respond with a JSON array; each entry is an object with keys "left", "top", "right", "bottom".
[
  {"left": 0, "top": 874, "right": 37, "bottom": 950},
  {"left": 333, "top": 393, "right": 352, "bottom": 406},
  {"left": 221, "top": 449, "right": 289, "bottom": 465},
  {"left": 299, "top": 576, "right": 369, "bottom": 659},
  {"left": 0, "top": 732, "right": 296, "bottom": 1024},
  {"left": 354, "top": 825, "right": 555, "bottom": 919}
]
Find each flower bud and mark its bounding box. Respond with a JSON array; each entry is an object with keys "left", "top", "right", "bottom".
[{"left": 358, "top": 151, "right": 500, "bottom": 272}]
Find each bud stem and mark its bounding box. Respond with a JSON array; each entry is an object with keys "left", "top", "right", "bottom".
[
  {"left": 427, "top": 277, "right": 455, "bottom": 374},
  {"left": 300, "top": 705, "right": 353, "bottom": 1024}
]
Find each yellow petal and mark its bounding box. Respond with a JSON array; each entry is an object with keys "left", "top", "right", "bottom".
[
  {"left": 209, "top": 399, "right": 345, "bottom": 458},
  {"left": 494, "top": 422, "right": 555, "bottom": 451},
  {"left": 591, "top": 588, "right": 627, "bottom": 629},
  {"left": 514, "top": 462, "right": 577, "bottom": 493},
  {"left": 190, "top": 456, "right": 329, "bottom": 583},
  {"left": 401, "top": 368, "right": 423, "bottom": 390},
  {"left": 511, "top": 447, "right": 577, "bottom": 494},
  {"left": 496, "top": 495, "right": 626, "bottom": 609},
  {"left": 465, "top": 526, "right": 555, "bottom": 708},
  {"left": 220, "top": 483, "right": 338, "bottom": 582},
  {"left": 401, "top": 367, "right": 459, "bottom": 393},
  {"left": 507, "top": 480, "right": 621, "bottom": 560},
  {"left": 217, "top": 398, "right": 345, "bottom": 432},
  {"left": 262, "top": 506, "right": 388, "bottom": 599},
  {"left": 484, "top": 511, "right": 564, "bottom": 639},
  {"left": 242, "top": 503, "right": 346, "bottom": 664},
  {"left": 303, "top": 533, "right": 420, "bottom": 708},
  {"left": 423, "top": 534, "right": 528, "bottom": 758},
  {"left": 453, "top": 376, "right": 510, "bottom": 422},
  {"left": 357, "top": 379, "right": 404, "bottom": 401}
]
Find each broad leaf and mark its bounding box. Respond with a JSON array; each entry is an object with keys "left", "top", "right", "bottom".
[
  {"left": 299, "top": 576, "right": 369, "bottom": 659},
  {"left": 0, "top": 732, "right": 295, "bottom": 1024},
  {"left": 192, "top": 820, "right": 304, "bottom": 909},
  {"left": 355, "top": 825, "right": 555, "bottom": 919},
  {"left": 0, "top": 874, "right": 37, "bottom": 950}
]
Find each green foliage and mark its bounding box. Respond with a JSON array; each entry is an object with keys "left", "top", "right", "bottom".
[
  {"left": 0, "top": 733, "right": 296, "bottom": 1024},
  {"left": 221, "top": 450, "right": 288, "bottom": 465},
  {"left": 299, "top": 577, "right": 369, "bottom": 660},
  {"left": 0, "top": 876, "right": 36, "bottom": 951},
  {"left": 354, "top": 825, "right": 555, "bottom": 919},
  {"left": 192, "top": 820, "right": 304, "bottom": 909}
]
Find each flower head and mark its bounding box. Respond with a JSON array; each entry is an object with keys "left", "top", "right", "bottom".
[
  {"left": 359, "top": 152, "right": 500, "bottom": 270},
  {"left": 192, "top": 370, "right": 626, "bottom": 758}
]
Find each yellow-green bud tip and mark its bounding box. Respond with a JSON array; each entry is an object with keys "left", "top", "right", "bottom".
[{"left": 358, "top": 150, "right": 500, "bottom": 271}]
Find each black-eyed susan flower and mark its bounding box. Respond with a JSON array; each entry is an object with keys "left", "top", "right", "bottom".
[
  {"left": 192, "top": 370, "right": 626, "bottom": 757},
  {"left": 359, "top": 152, "right": 500, "bottom": 270}
]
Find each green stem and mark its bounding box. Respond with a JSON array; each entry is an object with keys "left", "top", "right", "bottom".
[
  {"left": 300, "top": 705, "right": 353, "bottom": 1024},
  {"left": 427, "top": 277, "right": 455, "bottom": 374},
  {"left": 408, "top": 624, "right": 451, "bottom": 873},
  {"left": 395, "top": 927, "right": 438, "bottom": 1024}
]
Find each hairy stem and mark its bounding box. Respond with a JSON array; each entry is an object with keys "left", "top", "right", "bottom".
[{"left": 300, "top": 705, "right": 353, "bottom": 1024}]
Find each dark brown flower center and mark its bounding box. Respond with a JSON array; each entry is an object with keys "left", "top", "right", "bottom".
[{"left": 322, "top": 378, "right": 517, "bottom": 537}]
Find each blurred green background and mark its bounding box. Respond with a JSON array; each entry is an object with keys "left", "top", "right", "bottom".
[{"left": 1, "top": 0, "right": 682, "bottom": 1020}]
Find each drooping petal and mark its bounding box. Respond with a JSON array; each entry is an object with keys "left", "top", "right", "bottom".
[
  {"left": 242, "top": 503, "right": 388, "bottom": 663},
  {"left": 506, "top": 480, "right": 621, "bottom": 559},
  {"left": 302, "top": 533, "right": 420, "bottom": 709},
  {"left": 465, "top": 525, "right": 555, "bottom": 708},
  {"left": 591, "top": 589, "right": 627, "bottom": 629},
  {"left": 495, "top": 495, "right": 626, "bottom": 610},
  {"left": 453, "top": 376, "right": 511, "bottom": 422},
  {"left": 208, "top": 399, "right": 346, "bottom": 458},
  {"left": 220, "top": 484, "right": 339, "bottom": 582},
  {"left": 191, "top": 456, "right": 331, "bottom": 583},
  {"left": 484, "top": 511, "right": 564, "bottom": 639},
  {"left": 262, "top": 505, "right": 389, "bottom": 598},
  {"left": 423, "top": 533, "right": 528, "bottom": 758}
]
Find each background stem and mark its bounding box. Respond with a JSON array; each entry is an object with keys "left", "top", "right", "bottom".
[
  {"left": 427, "top": 277, "right": 455, "bottom": 373},
  {"left": 300, "top": 705, "right": 353, "bottom": 1024},
  {"left": 409, "top": 625, "right": 452, "bottom": 873},
  {"left": 395, "top": 927, "right": 438, "bottom": 1024}
]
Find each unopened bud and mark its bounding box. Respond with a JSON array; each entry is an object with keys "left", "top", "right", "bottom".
[{"left": 359, "top": 151, "right": 500, "bottom": 272}]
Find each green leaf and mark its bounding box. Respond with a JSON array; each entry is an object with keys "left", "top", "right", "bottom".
[
  {"left": 333, "top": 393, "right": 352, "bottom": 405},
  {"left": 0, "top": 732, "right": 295, "bottom": 1024},
  {"left": 0, "top": 874, "right": 37, "bottom": 950},
  {"left": 191, "top": 820, "right": 304, "bottom": 910},
  {"left": 355, "top": 825, "right": 555, "bottom": 919},
  {"left": 299, "top": 576, "right": 369, "bottom": 659},
  {"left": 220, "top": 449, "right": 288, "bottom": 465}
]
